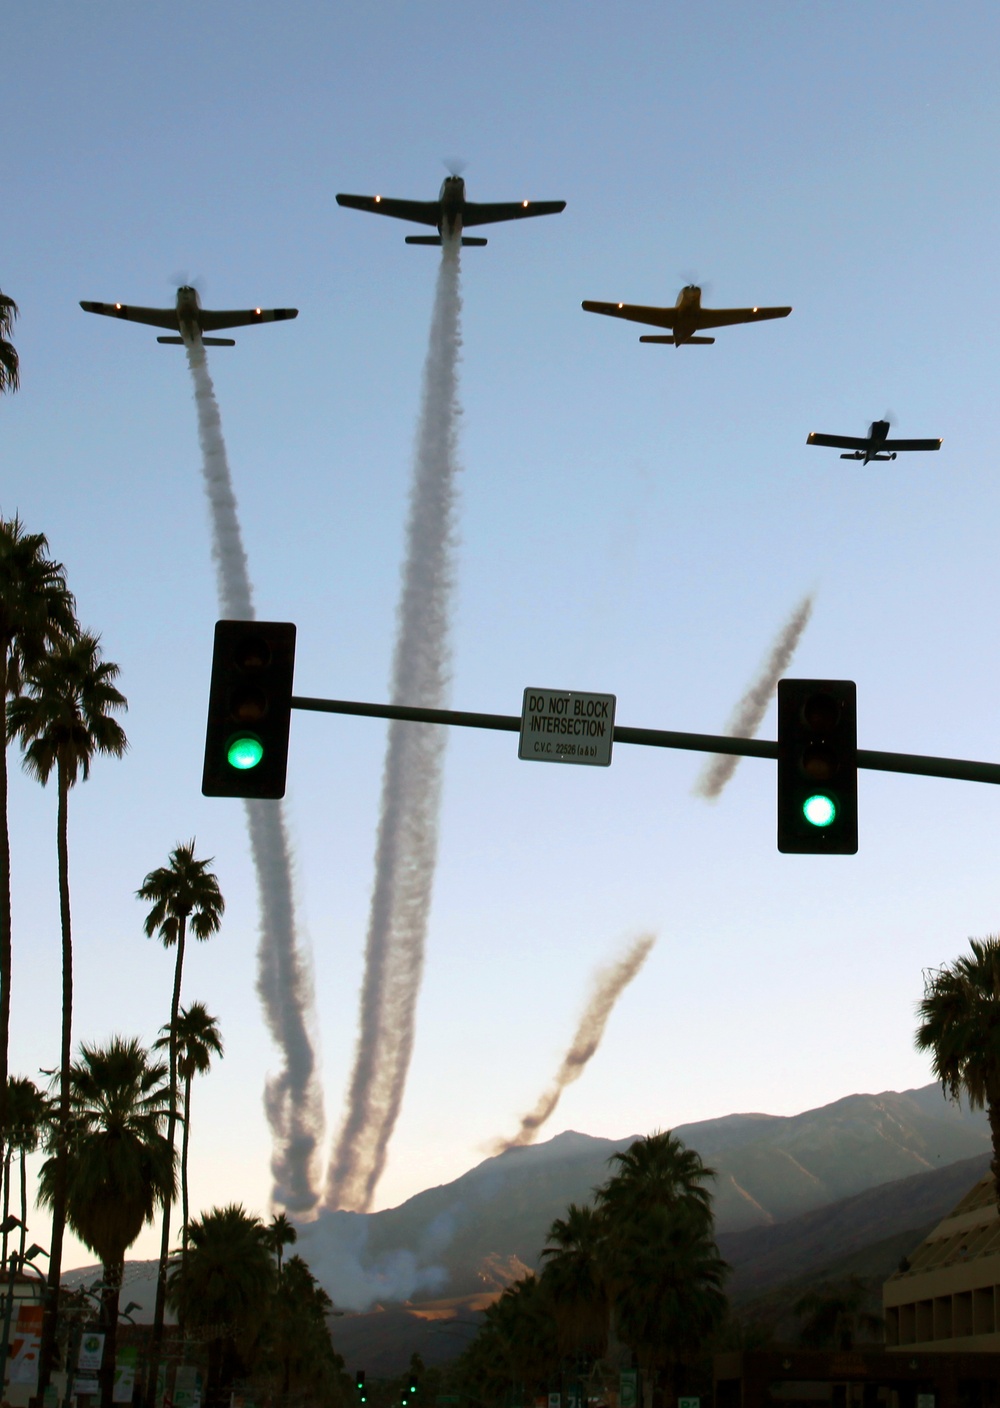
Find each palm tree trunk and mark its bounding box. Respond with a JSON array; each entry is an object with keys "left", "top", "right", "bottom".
[
  {"left": 37, "top": 759, "right": 72, "bottom": 1401},
  {"left": 145, "top": 919, "right": 186, "bottom": 1408},
  {"left": 0, "top": 644, "right": 12, "bottom": 1143},
  {"left": 988, "top": 1097, "right": 1000, "bottom": 1207},
  {"left": 181, "top": 1075, "right": 192, "bottom": 1259},
  {"left": 18, "top": 1149, "right": 26, "bottom": 1259},
  {"left": 2, "top": 1145, "right": 10, "bottom": 1265},
  {"left": 99, "top": 1257, "right": 123, "bottom": 1408}
]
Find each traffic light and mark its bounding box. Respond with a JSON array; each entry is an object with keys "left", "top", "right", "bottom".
[
  {"left": 777, "top": 679, "right": 858, "bottom": 854},
  {"left": 355, "top": 1372, "right": 366, "bottom": 1403},
  {"left": 202, "top": 620, "right": 297, "bottom": 799}
]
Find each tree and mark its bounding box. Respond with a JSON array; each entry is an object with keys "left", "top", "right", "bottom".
[
  {"left": 9, "top": 629, "right": 127, "bottom": 1351},
  {"left": 137, "top": 841, "right": 224, "bottom": 1398},
  {"left": 266, "top": 1253, "right": 343, "bottom": 1401},
  {"left": 0, "top": 292, "right": 18, "bottom": 396},
  {"left": 539, "top": 1202, "right": 609, "bottom": 1360},
  {"left": 916, "top": 935, "right": 1000, "bottom": 1205},
  {"left": 37, "top": 1038, "right": 174, "bottom": 1408},
  {"left": 0, "top": 520, "right": 75, "bottom": 1130},
  {"left": 167, "top": 1204, "right": 274, "bottom": 1408},
  {"left": 793, "top": 1277, "right": 883, "bottom": 1350},
  {"left": 266, "top": 1211, "right": 297, "bottom": 1276},
  {"left": 2, "top": 1076, "right": 50, "bottom": 1259},
  {"left": 604, "top": 1202, "right": 728, "bottom": 1408},
  {"left": 597, "top": 1134, "right": 726, "bottom": 1408},
  {"left": 153, "top": 1002, "right": 223, "bottom": 1259}
]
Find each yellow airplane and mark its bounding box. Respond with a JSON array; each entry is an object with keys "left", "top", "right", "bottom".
[
  {"left": 582, "top": 283, "right": 791, "bottom": 346},
  {"left": 336, "top": 174, "right": 566, "bottom": 247}
]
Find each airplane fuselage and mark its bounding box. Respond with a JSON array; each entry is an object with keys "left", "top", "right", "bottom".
[
  {"left": 438, "top": 176, "right": 466, "bottom": 238},
  {"left": 176, "top": 285, "right": 202, "bottom": 340},
  {"left": 672, "top": 284, "right": 704, "bottom": 345},
  {"left": 862, "top": 420, "right": 891, "bottom": 462}
]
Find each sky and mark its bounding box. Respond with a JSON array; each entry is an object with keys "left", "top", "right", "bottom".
[{"left": 5, "top": 1, "right": 1000, "bottom": 1269}]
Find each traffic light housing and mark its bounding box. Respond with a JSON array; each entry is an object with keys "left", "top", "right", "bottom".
[
  {"left": 355, "top": 1372, "right": 366, "bottom": 1402},
  {"left": 202, "top": 620, "right": 296, "bottom": 799},
  {"left": 777, "top": 679, "right": 858, "bottom": 854}
]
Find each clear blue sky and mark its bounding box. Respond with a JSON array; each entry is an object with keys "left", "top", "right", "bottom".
[{"left": 5, "top": 2, "right": 1000, "bottom": 1265}]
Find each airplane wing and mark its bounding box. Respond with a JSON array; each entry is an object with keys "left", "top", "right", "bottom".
[
  {"left": 80, "top": 301, "right": 178, "bottom": 331},
  {"left": 883, "top": 437, "right": 943, "bottom": 452},
  {"left": 806, "top": 433, "right": 869, "bottom": 450},
  {"left": 461, "top": 200, "right": 566, "bottom": 227},
  {"left": 336, "top": 194, "right": 440, "bottom": 227},
  {"left": 581, "top": 301, "right": 676, "bottom": 329},
  {"left": 199, "top": 308, "right": 298, "bottom": 332},
  {"left": 694, "top": 306, "right": 792, "bottom": 329}
]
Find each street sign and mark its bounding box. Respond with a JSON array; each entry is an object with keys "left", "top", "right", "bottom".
[
  {"left": 678, "top": 1400, "right": 700, "bottom": 1408},
  {"left": 619, "top": 1371, "right": 638, "bottom": 1408},
  {"left": 519, "top": 689, "right": 616, "bottom": 766}
]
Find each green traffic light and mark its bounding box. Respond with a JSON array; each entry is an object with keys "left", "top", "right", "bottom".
[
  {"left": 802, "top": 793, "right": 837, "bottom": 828},
  {"left": 227, "top": 734, "right": 264, "bottom": 771}
]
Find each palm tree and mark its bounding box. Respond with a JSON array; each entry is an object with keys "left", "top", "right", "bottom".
[
  {"left": 266, "top": 1211, "right": 297, "bottom": 1277},
  {"left": 597, "top": 1130, "right": 716, "bottom": 1226},
  {"left": 137, "top": 843, "right": 224, "bottom": 1401},
  {"left": 916, "top": 935, "right": 1000, "bottom": 1205},
  {"left": 597, "top": 1134, "right": 724, "bottom": 1408},
  {"left": 2, "top": 1076, "right": 50, "bottom": 1260},
  {"left": 605, "top": 1202, "right": 728, "bottom": 1408},
  {"left": 540, "top": 1202, "right": 609, "bottom": 1360},
  {"left": 794, "top": 1276, "right": 883, "bottom": 1350},
  {"left": 167, "top": 1204, "right": 274, "bottom": 1408},
  {"left": 0, "top": 520, "right": 75, "bottom": 1132},
  {"left": 37, "top": 1038, "right": 174, "bottom": 1408},
  {"left": 8, "top": 629, "right": 127, "bottom": 1372},
  {"left": 153, "top": 1003, "right": 223, "bottom": 1259},
  {"left": 0, "top": 292, "right": 18, "bottom": 396}
]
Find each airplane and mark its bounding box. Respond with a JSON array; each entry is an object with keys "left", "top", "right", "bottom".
[
  {"left": 581, "top": 283, "right": 792, "bottom": 345},
  {"left": 806, "top": 420, "right": 942, "bottom": 463},
  {"left": 335, "top": 175, "right": 566, "bottom": 246},
  {"left": 79, "top": 286, "right": 298, "bottom": 346}
]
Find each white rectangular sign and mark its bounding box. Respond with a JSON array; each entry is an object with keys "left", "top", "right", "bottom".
[{"left": 519, "top": 688, "right": 616, "bottom": 767}]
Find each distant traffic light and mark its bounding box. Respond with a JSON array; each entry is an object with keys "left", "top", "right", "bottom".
[
  {"left": 355, "top": 1371, "right": 366, "bottom": 1403},
  {"left": 202, "top": 620, "right": 296, "bottom": 799},
  {"left": 409, "top": 1377, "right": 418, "bottom": 1397},
  {"left": 777, "top": 679, "right": 857, "bottom": 854}
]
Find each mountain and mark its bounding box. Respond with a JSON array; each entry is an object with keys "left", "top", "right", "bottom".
[{"left": 293, "top": 1082, "right": 989, "bottom": 1310}]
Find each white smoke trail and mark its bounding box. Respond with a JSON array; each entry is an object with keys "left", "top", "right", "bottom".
[
  {"left": 324, "top": 237, "right": 463, "bottom": 1214},
  {"left": 492, "top": 933, "right": 657, "bottom": 1154},
  {"left": 185, "top": 333, "right": 324, "bottom": 1211},
  {"left": 694, "top": 593, "right": 815, "bottom": 801}
]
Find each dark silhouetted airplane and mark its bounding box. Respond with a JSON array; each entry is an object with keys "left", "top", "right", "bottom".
[
  {"left": 807, "top": 420, "right": 942, "bottom": 463},
  {"left": 80, "top": 286, "right": 298, "bottom": 346},
  {"left": 336, "top": 175, "right": 566, "bottom": 246},
  {"left": 582, "top": 283, "right": 792, "bottom": 345}
]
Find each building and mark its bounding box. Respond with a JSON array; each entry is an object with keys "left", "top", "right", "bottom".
[{"left": 884, "top": 1171, "right": 1000, "bottom": 1352}]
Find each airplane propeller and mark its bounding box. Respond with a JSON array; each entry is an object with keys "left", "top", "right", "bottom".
[
  {"left": 442, "top": 156, "right": 467, "bottom": 178},
  {"left": 679, "top": 270, "right": 712, "bottom": 298},
  {"left": 169, "top": 271, "right": 205, "bottom": 294}
]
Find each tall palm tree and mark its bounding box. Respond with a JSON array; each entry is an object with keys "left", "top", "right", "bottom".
[
  {"left": 37, "top": 1038, "right": 174, "bottom": 1408},
  {"left": 2, "top": 1076, "right": 51, "bottom": 1260},
  {"left": 916, "top": 935, "right": 1000, "bottom": 1204},
  {"left": 0, "top": 292, "right": 18, "bottom": 396},
  {"left": 266, "top": 1211, "right": 297, "bottom": 1277},
  {"left": 167, "top": 1204, "right": 274, "bottom": 1408},
  {"left": 138, "top": 843, "right": 224, "bottom": 1402},
  {"left": 153, "top": 1002, "right": 223, "bottom": 1257},
  {"left": 0, "top": 520, "right": 75, "bottom": 1132},
  {"left": 597, "top": 1130, "right": 715, "bottom": 1226},
  {"left": 8, "top": 629, "right": 127, "bottom": 1377}
]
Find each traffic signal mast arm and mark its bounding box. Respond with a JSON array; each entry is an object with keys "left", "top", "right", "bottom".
[{"left": 289, "top": 695, "right": 1000, "bottom": 787}]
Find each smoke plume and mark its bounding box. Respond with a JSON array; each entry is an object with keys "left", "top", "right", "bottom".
[
  {"left": 694, "top": 593, "right": 815, "bottom": 801},
  {"left": 184, "top": 334, "right": 324, "bottom": 1210},
  {"left": 324, "top": 236, "right": 464, "bottom": 1214},
  {"left": 493, "top": 932, "right": 657, "bottom": 1155}
]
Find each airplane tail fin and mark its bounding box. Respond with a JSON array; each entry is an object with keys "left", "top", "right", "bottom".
[
  {"left": 404, "top": 235, "right": 488, "bottom": 247},
  {"left": 156, "top": 336, "right": 236, "bottom": 347},
  {"left": 639, "top": 334, "right": 715, "bottom": 345}
]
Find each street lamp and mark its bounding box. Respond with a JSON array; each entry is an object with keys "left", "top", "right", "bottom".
[{"left": 0, "top": 1238, "right": 49, "bottom": 1396}]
